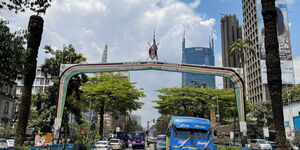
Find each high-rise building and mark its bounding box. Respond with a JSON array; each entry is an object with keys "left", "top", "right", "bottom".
[
  {"left": 16, "top": 66, "right": 54, "bottom": 95},
  {"left": 221, "top": 14, "right": 243, "bottom": 88},
  {"left": 132, "top": 115, "right": 142, "bottom": 126},
  {"left": 242, "top": 0, "right": 295, "bottom": 103},
  {"left": 182, "top": 36, "right": 216, "bottom": 88}
]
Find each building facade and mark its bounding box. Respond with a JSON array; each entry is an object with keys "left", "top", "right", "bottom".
[
  {"left": 242, "top": 0, "right": 295, "bottom": 103},
  {"left": 221, "top": 14, "right": 243, "bottom": 88},
  {"left": 182, "top": 37, "right": 216, "bottom": 88},
  {"left": 16, "top": 66, "right": 54, "bottom": 95},
  {"left": 0, "top": 84, "right": 17, "bottom": 128}
]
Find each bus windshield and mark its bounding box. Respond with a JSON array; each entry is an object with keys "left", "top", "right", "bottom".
[{"left": 174, "top": 128, "right": 210, "bottom": 141}]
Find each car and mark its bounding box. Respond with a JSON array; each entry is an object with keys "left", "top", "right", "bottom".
[
  {"left": 249, "top": 139, "right": 272, "bottom": 150},
  {"left": 267, "top": 141, "right": 277, "bottom": 150},
  {"left": 6, "top": 139, "right": 15, "bottom": 148},
  {"left": 109, "top": 139, "right": 123, "bottom": 150},
  {"left": 94, "top": 141, "right": 111, "bottom": 150},
  {"left": 155, "top": 140, "right": 166, "bottom": 150},
  {"left": 0, "top": 139, "right": 8, "bottom": 148}
]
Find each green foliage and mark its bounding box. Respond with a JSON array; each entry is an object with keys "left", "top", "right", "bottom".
[
  {"left": 228, "top": 38, "right": 255, "bottom": 61},
  {"left": 81, "top": 73, "right": 145, "bottom": 118},
  {"left": 15, "top": 146, "right": 30, "bottom": 150},
  {"left": 28, "top": 45, "right": 88, "bottom": 134},
  {"left": 0, "top": 0, "right": 52, "bottom": 14},
  {"left": 292, "top": 136, "right": 300, "bottom": 147},
  {"left": 218, "top": 145, "right": 240, "bottom": 150},
  {"left": 151, "top": 115, "right": 171, "bottom": 136},
  {"left": 0, "top": 20, "right": 25, "bottom": 87},
  {"left": 153, "top": 87, "right": 252, "bottom": 123},
  {"left": 282, "top": 84, "right": 300, "bottom": 105},
  {"left": 247, "top": 100, "right": 273, "bottom": 138}
]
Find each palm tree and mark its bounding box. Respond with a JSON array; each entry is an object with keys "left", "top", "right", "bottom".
[
  {"left": 228, "top": 38, "right": 255, "bottom": 146},
  {"left": 261, "top": 0, "right": 288, "bottom": 149},
  {"left": 228, "top": 38, "right": 255, "bottom": 69},
  {"left": 15, "top": 15, "right": 44, "bottom": 146}
]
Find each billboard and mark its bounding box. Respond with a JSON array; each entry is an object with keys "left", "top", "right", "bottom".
[{"left": 257, "top": 0, "right": 295, "bottom": 84}]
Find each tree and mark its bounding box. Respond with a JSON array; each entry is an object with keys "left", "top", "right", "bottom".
[
  {"left": 0, "top": 20, "right": 25, "bottom": 87},
  {"left": 151, "top": 115, "right": 171, "bottom": 136},
  {"left": 153, "top": 87, "right": 252, "bottom": 124},
  {"left": 34, "top": 45, "right": 88, "bottom": 136},
  {"left": 0, "top": 0, "right": 52, "bottom": 14},
  {"left": 15, "top": 15, "right": 44, "bottom": 146},
  {"left": 261, "top": 0, "right": 288, "bottom": 148},
  {"left": 247, "top": 100, "right": 273, "bottom": 138},
  {"left": 282, "top": 84, "right": 300, "bottom": 105},
  {"left": 81, "top": 73, "right": 145, "bottom": 138},
  {"left": 228, "top": 38, "right": 255, "bottom": 67}
]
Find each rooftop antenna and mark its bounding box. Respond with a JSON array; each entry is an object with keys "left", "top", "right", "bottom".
[{"left": 101, "top": 44, "right": 108, "bottom": 63}]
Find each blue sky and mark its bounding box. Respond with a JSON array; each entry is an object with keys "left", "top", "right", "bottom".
[{"left": 2, "top": 0, "right": 299, "bottom": 128}]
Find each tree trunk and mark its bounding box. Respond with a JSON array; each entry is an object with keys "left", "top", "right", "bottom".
[
  {"left": 99, "top": 100, "right": 105, "bottom": 139},
  {"left": 261, "top": 0, "right": 288, "bottom": 149},
  {"left": 15, "top": 15, "right": 44, "bottom": 146}
]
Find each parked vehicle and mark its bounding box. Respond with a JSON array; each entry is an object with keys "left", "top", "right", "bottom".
[
  {"left": 148, "top": 137, "right": 157, "bottom": 144},
  {"left": 166, "top": 117, "right": 215, "bottom": 150},
  {"left": 155, "top": 140, "right": 166, "bottom": 150},
  {"left": 109, "top": 139, "right": 123, "bottom": 150},
  {"left": 249, "top": 139, "right": 272, "bottom": 150},
  {"left": 117, "top": 132, "right": 129, "bottom": 148},
  {"left": 0, "top": 139, "right": 8, "bottom": 148},
  {"left": 94, "top": 141, "right": 111, "bottom": 150},
  {"left": 267, "top": 141, "right": 277, "bottom": 150},
  {"left": 6, "top": 139, "right": 15, "bottom": 148},
  {"left": 131, "top": 132, "right": 145, "bottom": 149}
]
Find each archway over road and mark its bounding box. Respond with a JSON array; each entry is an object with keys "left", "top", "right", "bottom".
[{"left": 53, "top": 61, "right": 245, "bottom": 139}]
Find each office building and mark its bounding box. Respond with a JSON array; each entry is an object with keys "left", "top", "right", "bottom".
[
  {"left": 242, "top": 0, "right": 295, "bottom": 103},
  {"left": 0, "top": 84, "right": 17, "bottom": 128},
  {"left": 221, "top": 14, "right": 243, "bottom": 88},
  {"left": 132, "top": 115, "right": 142, "bottom": 126},
  {"left": 182, "top": 36, "right": 216, "bottom": 88},
  {"left": 16, "top": 66, "right": 54, "bottom": 95}
]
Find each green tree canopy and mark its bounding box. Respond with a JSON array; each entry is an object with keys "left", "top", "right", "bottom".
[
  {"left": 282, "top": 84, "right": 300, "bottom": 105},
  {"left": 153, "top": 87, "right": 252, "bottom": 123},
  {"left": 0, "top": 20, "right": 25, "bottom": 87},
  {"left": 0, "top": 0, "right": 52, "bottom": 14},
  {"left": 27, "top": 45, "right": 88, "bottom": 135},
  {"left": 81, "top": 73, "right": 145, "bottom": 137}
]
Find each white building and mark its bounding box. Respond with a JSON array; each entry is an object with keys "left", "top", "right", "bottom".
[
  {"left": 283, "top": 102, "right": 300, "bottom": 139},
  {"left": 16, "top": 66, "right": 54, "bottom": 95}
]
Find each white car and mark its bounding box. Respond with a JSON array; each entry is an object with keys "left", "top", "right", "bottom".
[
  {"left": 0, "top": 139, "right": 8, "bottom": 148},
  {"left": 94, "top": 141, "right": 111, "bottom": 150},
  {"left": 250, "top": 139, "right": 272, "bottom": 150},
  {"left": 109, "top": 139, "right": 123, "bottom": 150},
  {"left": 6, "top": 139, "right": 14, "bottom": 147}
]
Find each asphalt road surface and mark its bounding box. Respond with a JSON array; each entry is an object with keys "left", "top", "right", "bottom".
[{"left": 125, "top": 143, "right": 154, "bottom": 150}]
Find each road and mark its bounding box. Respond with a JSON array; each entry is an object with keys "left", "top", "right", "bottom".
[{"left": 125, "top": 143, "right": 154, "bottom": 150}]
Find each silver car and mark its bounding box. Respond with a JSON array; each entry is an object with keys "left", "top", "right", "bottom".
[
  {"left": 94, "top": 141, "right": 112, "bottom": 150},
  {"left": 250, "top": 139, "right": 272, "bottom": 150}
]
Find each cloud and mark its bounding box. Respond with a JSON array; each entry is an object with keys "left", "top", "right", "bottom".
[{"left": 293, "top": 56, "right": 300, "bottom": 84}]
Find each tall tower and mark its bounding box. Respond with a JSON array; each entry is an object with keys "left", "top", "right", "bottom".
[
  {"left": 242, "top": 0, "right": 295, "bottom": 104},
  {"left": 220, "top": 14, "right": 242, "bottom": 88},
  {"left": 182, "top": 35, "right": 216, "bottom": 88},
  {"left": 101, "top": 44, "right": 108, "bottom": 63}
]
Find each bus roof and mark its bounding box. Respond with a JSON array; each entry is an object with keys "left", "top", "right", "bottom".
[{"left": 168, "top": 116, "right": 211, "bottom": 130}]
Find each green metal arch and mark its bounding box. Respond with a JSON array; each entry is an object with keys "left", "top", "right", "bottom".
[{"left": 53, "top": 62, "right": 245, "bottom": 139}]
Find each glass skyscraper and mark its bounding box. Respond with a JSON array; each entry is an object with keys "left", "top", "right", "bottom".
[{"left": 182, "top": 37, "right": 216, "bottom": 88}]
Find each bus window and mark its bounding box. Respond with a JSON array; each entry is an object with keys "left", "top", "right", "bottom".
[
  {"left": 174, "top": 130, "right": 190, "bottom": 139},
  {"left": 193, "top": 130, "right": 210, "bottom": 141}
]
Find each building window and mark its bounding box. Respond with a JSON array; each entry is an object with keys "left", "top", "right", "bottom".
[
  {"left": 40, "top": 78, "right": 44, "bottom": 84},
  {"left": 3, "top": 102, "right": 9, "bottom": 114},
  {"left": 45, "top": 79, "right": 50, "bottom": 84}
]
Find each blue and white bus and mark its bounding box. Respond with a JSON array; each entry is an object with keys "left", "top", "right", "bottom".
[{"left": 166, "top": 117, "right": 214, "bottom": 150}]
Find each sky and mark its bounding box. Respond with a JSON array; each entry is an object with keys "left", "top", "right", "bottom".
[{"left": 1, "top": 0, "right": 300, "bottom": 129}]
